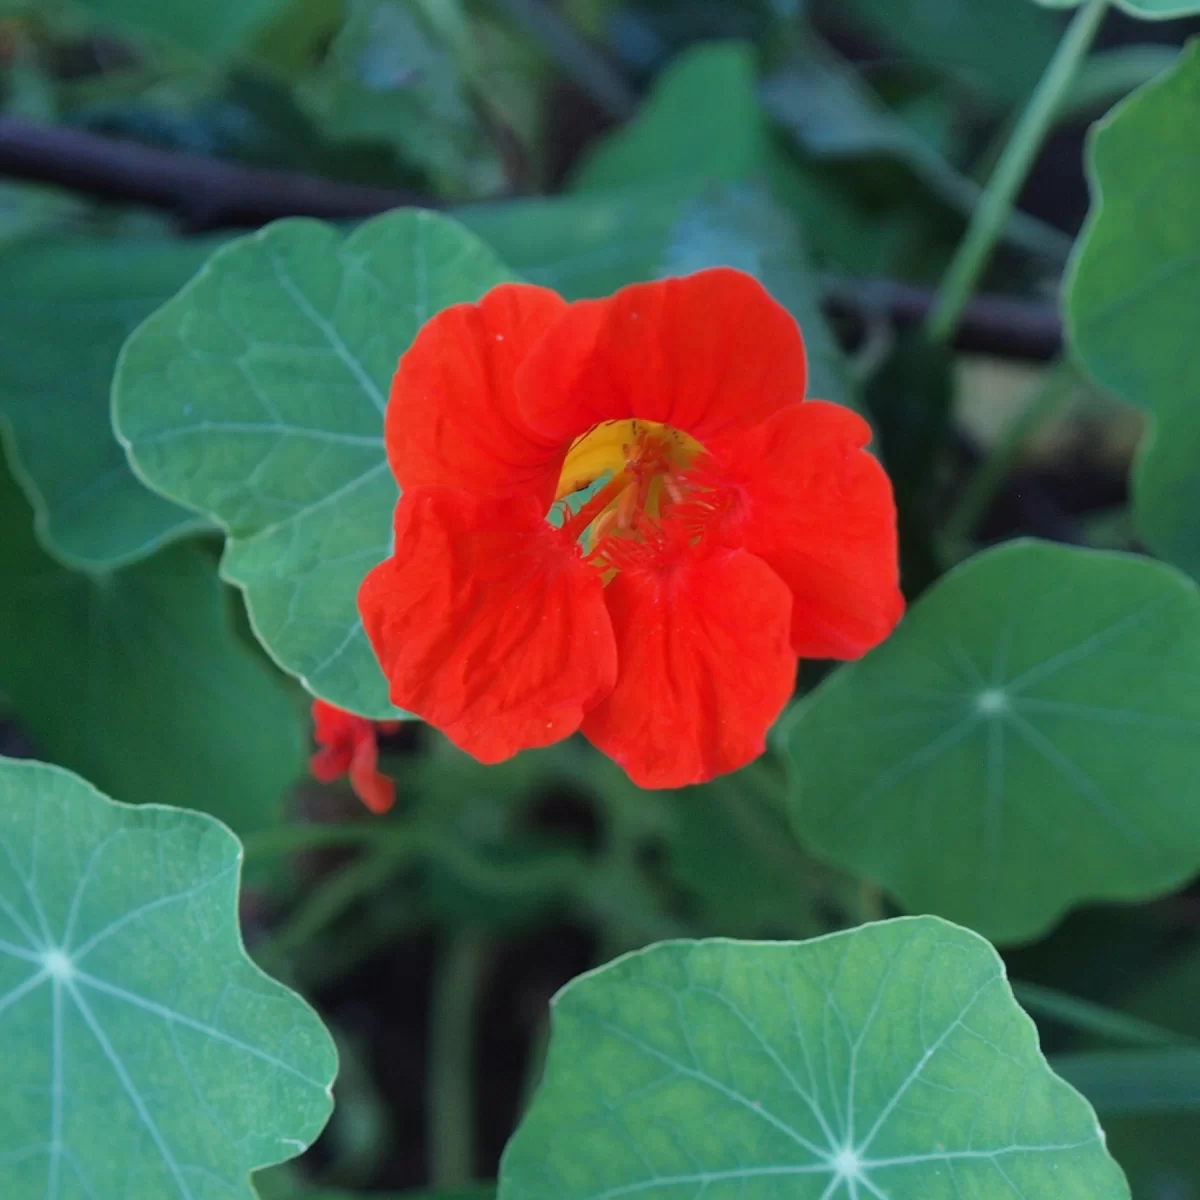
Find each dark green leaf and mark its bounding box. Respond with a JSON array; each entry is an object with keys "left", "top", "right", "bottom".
[
  {"left": 783, "top": 540, "right": 1200, "bottom": 943},
  {"left": 0, "top": 234, "right": 218, "bottom": 569},
  {"left": 1066, "top": 41, "right": 1200, "bottom": 580},
  {"left": 0, "top": 456, "right": 304, "bottom": 836}
]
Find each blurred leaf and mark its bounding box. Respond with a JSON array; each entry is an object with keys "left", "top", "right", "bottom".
[
  {"left": 78, "top": 0, "right": 290, "bottom": 56},
  {"left": 0, "top": 457, "right": 304, "bottom": 836},
  {"left": 113, "top": 211, "right": 515, "bottom": 718},
  {"left": 1066, "top": 42, "right": 1200, "bottom": 582},
  {"left": 782, "top": 540, "right": 1200, "bottom": 944},
  {"left": 833, "top": 0, "right": 1061, "bottom": 104},
  {"left": 664, "top": 770, "right": 832, "bottom": 936},
  {"left": 500, "top": 917, "right": 1129, "bottom": 1198},
  {"left": 571, "top": 41, "right": 767, "bottom": 191},
  {"left": 763, "top": 37, "right": 1073, "bottom": 264},
  {"left": 297, "top": 0, "right": 505, "bottom": 197},
  {"left": 458, "top": 183, "right": 689, "bottom": 298},
  {"left": 1095, "top": 1114, "right": 1200, "bottom": 1200},
  {"left": 1053, "top": 1050, "right": 1200, "bottom": 1114},
  {"left": 1095, "top": 948, "right": 1200, "bottom": 1197},
  {"left": 0, "top": 234, "right": 218, "bottom": 569},
  {"left": 0, "top": 756, "right": 337, "bottom": 1197}
]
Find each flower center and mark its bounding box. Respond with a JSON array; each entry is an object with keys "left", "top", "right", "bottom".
[{"left": 551, "top": 419, "right": 704, "bottom": 549}]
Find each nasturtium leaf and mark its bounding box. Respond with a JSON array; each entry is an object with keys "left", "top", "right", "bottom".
[
  {"left": 114, "top": 211, "right": 516, "bottom": 718},
  {"left": 1066, "top": 41, "right": 1200, "bottom": 580},
  {"left": 0, "top": 234, "right": 218, "bottom": 569},
  {"left": 79, "top": 0, "right": 290, "bottom": 56},
  {"left": 500, "top": 917, "right": 1129, "bottom": 1199},
  {"left": 782, "top": 540, "right": 1200, "bottom": 944},
  {"left": 0, "top": 458, "right": 304, "bottom": 837},
  {"left": 0, "top": 756, "right": 337, "bottom": 1197}
]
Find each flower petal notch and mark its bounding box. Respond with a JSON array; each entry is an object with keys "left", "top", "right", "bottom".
[
  {"left": 362, "top": 268, "right": 904, "bottom": 786},
  {"left": 0, "top": 756, "right": 338, "bottom": 1197}
]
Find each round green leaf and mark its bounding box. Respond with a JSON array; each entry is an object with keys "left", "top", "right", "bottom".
[
  {"left": 0, "top": 454, "right": 304, "bottom": 838},
  {"left": 1066, "top": 41, "right": 1200, "bottom": 580},
  {"left": 0, "top": 234, "right": 219, "bottom": 569},
  {"left": 782, "top": 540, "right": 1200, "bottom": 944},
  {"left": 0, "top": 756, "right": 337, "bottom": 1196},
  {"left": 500, "top": 917, "right": 1128, "bottom": 1198},
  {"left": 114, "top": 211, "right": 516, "bottom": 718}
]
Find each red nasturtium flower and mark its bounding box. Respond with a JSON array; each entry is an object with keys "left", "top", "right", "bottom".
[
  {"left": 359, "top": 268, "right": 903, "bottom": 789},
  {"left": 310, "top": 700, "right": 401, "bottom": 814}
]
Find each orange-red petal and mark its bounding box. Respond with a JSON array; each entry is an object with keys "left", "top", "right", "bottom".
[
  {"left": 309, "top": 699, "right": 396, "bottom": 814},
  {"left": 581, "top": 542, "right": 796, "bottom": 788},
  {"left": 703, "top": 400, "right": 904, "bottom": 660},
  {"left": 358, "top": 486, "right": 617, "bottom": 763},
  {"left": 386, "top": 283, "right": 568, "bottom": 507},
  {"left": 347, "top": 734, "right": 396, "bottom": 814},
  {"left": 516, "top": 268, "right": 807, "bottom": 449}
]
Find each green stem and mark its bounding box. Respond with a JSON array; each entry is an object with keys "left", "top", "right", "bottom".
[
  {"left": 943, "top": 358, "right": 1079, "bottom": 547},
  {"left": 925, "top": 0, "right": 1109, "bottom": 345},
  {"left": 430, "top": 931, "right": 489, "bottom": 1189}
]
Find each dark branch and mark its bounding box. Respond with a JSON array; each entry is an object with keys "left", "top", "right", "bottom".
[
  {"left": 0, "top": 116, "right": 1064, "bottom": 359},
  {"left": 0, "top": 116, "right": 430, "bottom": 228}
]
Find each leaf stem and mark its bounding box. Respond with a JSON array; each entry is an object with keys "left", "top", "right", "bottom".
[
  {"left": 430, "top": 930, "right": 490, "bottom": 1189},
  {"left": 925, "top": 0, "right": 1110, "bottom": 345},
  {"left": 943, "top": 357, "right": 1079, "bottom": 547}
]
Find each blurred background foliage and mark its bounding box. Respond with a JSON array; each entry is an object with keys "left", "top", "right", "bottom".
[{"left": 2, "top": 0, "right": 1200, "bottom": 1196}]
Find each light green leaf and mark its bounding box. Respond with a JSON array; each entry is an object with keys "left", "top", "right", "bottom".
[
  {"left": 1066, "top": 41, "right": 1200, "bottom": 580},
  {"left": 114, "top": 210, "right": 516, "bottom": 718},
  {"left": 500, "top": 917, "right": 1129, "bottom": 1199},
  {"left": 0, "top": 234, "right": 219, "bottom": 570},
  {"left": 0, "top": 456, "right": 304, "bottom": 837},
  {"left": 570, "top": 42, "right": 767, "bottom": 192},
  {"left": 78, "top": 0, "right": 290, "bottom": 55},
  {"left": 782, "top": 540, "right": 1200, "bottom": 944},
  {"left": 0, "top": 756, "right": 337, "bottom": 1197}
]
